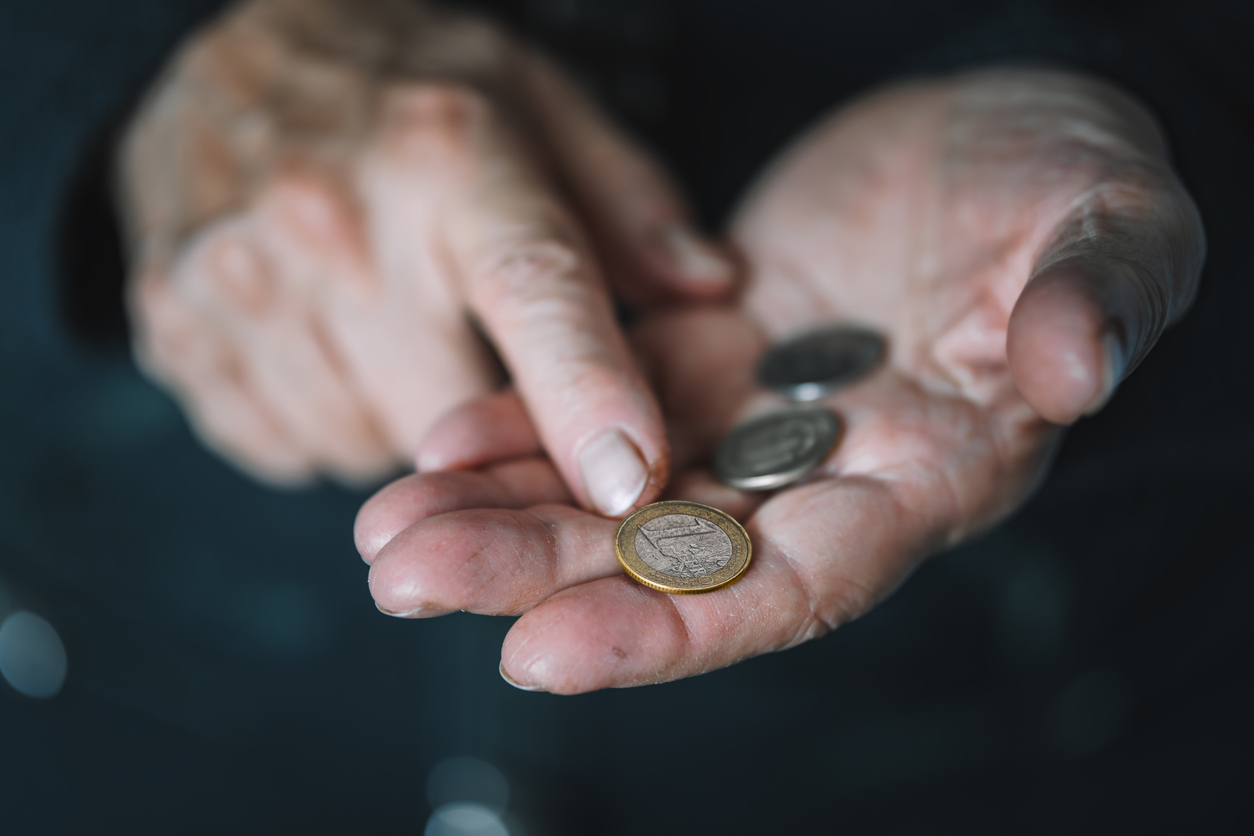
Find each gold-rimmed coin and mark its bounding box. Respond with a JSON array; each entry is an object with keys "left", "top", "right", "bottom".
[{"left": 615, "top": 501, "right": 752, "bottom": 594}]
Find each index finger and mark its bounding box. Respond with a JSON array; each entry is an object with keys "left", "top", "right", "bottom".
[{"left": 401, "top": 85, "right": 669, "bottom": 517}]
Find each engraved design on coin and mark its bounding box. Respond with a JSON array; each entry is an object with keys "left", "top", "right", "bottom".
[
  {"left": 714, "top": 406, "right": 842, "bottom": 491},
  {"left": 757, "top": 325, "right": 886, "bottom": 401},
  {"left": 633, "top": 514, "right": 734, "bottom": 579},
  {"left": 727, "top": 415, "right": 819, "bottom": 475},
  {"left": 615, "top": 501, "right": 752, "bottom": 594}
]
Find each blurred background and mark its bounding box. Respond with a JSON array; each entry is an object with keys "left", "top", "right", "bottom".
[{"left": 2, "top": 0, "right": 1252, "bottom": 832}]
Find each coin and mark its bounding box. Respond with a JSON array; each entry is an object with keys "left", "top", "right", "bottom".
[
  {"left": 757, "top": 325, "right": 886, "bottom": 401},
  {"left": 615, "top": 501, "right": 752, "bottom": 594},
  {"left": 713, "top": 406, "right": 841, "bottom": 491}
]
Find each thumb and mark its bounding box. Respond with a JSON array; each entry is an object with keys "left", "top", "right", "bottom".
[{"left": 1008, "top": 184, "right": 1205, "bottom": 424}]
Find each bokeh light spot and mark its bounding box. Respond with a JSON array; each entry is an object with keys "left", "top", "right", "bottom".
[
  {"left": 0, "top": 610, "right": 68, "bottom": 699},
  {"left": 424, "top": 802, "right": 509, "bottom": 836},
  {"left": 427, "top": 756, "right": 510, "bottom": 813}
]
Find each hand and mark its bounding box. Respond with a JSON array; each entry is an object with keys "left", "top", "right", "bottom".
[
  {"left": 355, "top": 69, "right": 1204, "bottom": 692},
  {"left": 118, "top": 0, "right": 733, "bottom": 503}
]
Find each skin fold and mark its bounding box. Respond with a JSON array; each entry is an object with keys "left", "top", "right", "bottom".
[{"left": 358, "top": 69, "right": 1205, "bottom": 694}]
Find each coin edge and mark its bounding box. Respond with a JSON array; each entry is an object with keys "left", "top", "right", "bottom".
[
  {"left": 712, "top": 407, "right": 843, "bottom": 493},
  {"left": 614, "top": 501, "right": 752, "bottom": 595},
  {"left": 757, "top": 327, "right": 887, "bottom": 401}
]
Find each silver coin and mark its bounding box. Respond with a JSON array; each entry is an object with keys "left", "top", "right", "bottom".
[
  {"left": 713, "top": 406, "right": 842, "bottom": 491},
  {"left": 757, "top": 325, "right": 886, "bottom": 401}
]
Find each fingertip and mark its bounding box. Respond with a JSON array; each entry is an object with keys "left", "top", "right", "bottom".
[
  {"left": 1008, "top": 264, "right": 1125, "bottom": 424},
  {"left": 1084, "top": 331, "right": 1127, "bottom": 417},
  {"left": 414, "top": 446, "right": 453, "bottom": 474},
  {"left": 499, "top": 661, "right": 547, "bottom": 692},
  {"left": 242, "top": 459, "right": 319, "bottom": 490},
  {"left": 501, "top": 579, "right": 665, "bottom": 694},
  {"left": 651, "top": 225, "right": 736, "bottom": 293},
  {"left": 576, "top": 426, "right": 651, "bottom": 517},
  {"left": 354, "top": 475, "right": 419, "bottom": 563},
  {"left": 416, "top": 391, "right": 541, "bottom": 472}
]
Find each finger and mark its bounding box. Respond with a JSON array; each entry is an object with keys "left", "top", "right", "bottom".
[
  {"left": 1008, "top": 249, "right": 1192, "bottom": 424},
  {"left": 157, "top": 323, "right": 315, "bottom": 485},
  {"left": 306, "top": 154, "right": 504, "bottom": 460},
  {"left": 377, "top": 374, "right": 1038, "bottom": 691},
  {"left": 488, "top": 372, "right": 1053, "bottom": 692},
  {"left": 522, "top": 53, "right": 735, "bottom": 302},
  {"left": 630, "top": 306, "right": 768, "bottom": 467},
  {"left": 382, "top": 85, "right": 668, "bottom": 516},
  {"left": 249, "top": 176, "right": 412, "bottom": 481},
  {"left": 1007, "top": 259, "right": 1117, "bottom": 423},
  {"left": 416, "top": 390, "right": 541, "bottom": 473},
  {"left": 416, "top": 309, "right": 763, "bottom": 478},
  {"left": 129, "top": 262, "right": 315, "bottom": 485},
  {"left": 355, "top": 457, "right": 571, "bottom": 564},
  {"left": 180, "top": 368, "right": 317, "bottom": 487},
  {"left": 497, "top": 476, "right": 920, "bottom": 694},
  {"left": 187, "top": 218, "right": 396, "bottom": 483},
  {"left": 127, "top": 263, "right": 209, "bottom": 387},
  {"left": 368, "top": 502, "right": 620, "bottom": 618},
  {"left": 1007, "top": 155, "right": 1205, "bottom": 424}
]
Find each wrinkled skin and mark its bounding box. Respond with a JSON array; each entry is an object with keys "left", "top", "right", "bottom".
[
  {"left": 358, "top": 70, "right": 1205, "bottom": 694},
  {"left": 119, "top": 0, "right": 732, "bottom": 512}
]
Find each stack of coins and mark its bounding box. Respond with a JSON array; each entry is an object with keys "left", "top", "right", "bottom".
[
  {"left": 713, "top": 325, "right": 885, "bottom": 494},
  {"left": 619, "top": 324, "right": 887, "bottom": 595}
]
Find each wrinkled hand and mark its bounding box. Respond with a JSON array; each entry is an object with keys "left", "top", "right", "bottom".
[
  {"left": 119, "top": 0, "right": 732, "bottom": 500},
  {"left": 355, "top": 70, "right": 1205, "bottom": 693}
]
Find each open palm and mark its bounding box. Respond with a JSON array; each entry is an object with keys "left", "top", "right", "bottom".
[{"left": 355, "top": 70, "right": 1204, "bottom": 693}]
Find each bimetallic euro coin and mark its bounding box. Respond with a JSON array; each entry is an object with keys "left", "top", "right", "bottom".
[
  {"left": 713, "top": 406, "right": 841, "bottom": 491},
  {"left": 757, "top": 325, "right": 886, "bottom": 401},
  {"left": 615, "top": 501, "right": 752, "bottom": 594}
]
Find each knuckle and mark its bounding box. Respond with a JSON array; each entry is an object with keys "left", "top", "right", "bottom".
[
  {"left": 469, "top": 237, "right": 590, "bottom": 311},
  {"left": 258, "top": 174, "right": 355, "bottom": 247},
  {"left": 376, "top": 83, "right": 492, "bottom": 169},
  {"left": 783, "top": 568, "right": 875, "bottom": 651},
  {"left": 543, "top": 357, "right": 625, "bottom": 401},
  {"left": 205, "top": 237, "right": 274, "bottom": 314},
  {"left": 386, "top": 82, "right": 489, "bottom": 121}
]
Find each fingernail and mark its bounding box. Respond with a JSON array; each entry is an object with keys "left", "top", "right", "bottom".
[
  {"left": 578, "top": 427, "right": 648, "bottom": 517},
  {"left": 499, "top": 661, "right": 546, "bottom": 692},
  {"left": 415, "top": 450, "right": 445, "bottom": 473},
  {"left": 1086, "top": 332, "right": 1127, "bottom": 416},
  {"left": 659, "top": 226, "right": 732, "bottom": 283},
  {"left": 375, "top": 601, "right": 432, "bottom": 619}
]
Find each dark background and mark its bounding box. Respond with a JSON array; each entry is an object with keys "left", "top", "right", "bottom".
[{"left": 2, "top": 0, "right": 1252, "bottom": 833}]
